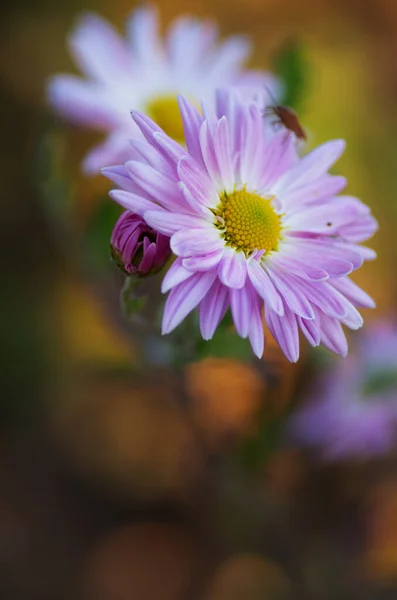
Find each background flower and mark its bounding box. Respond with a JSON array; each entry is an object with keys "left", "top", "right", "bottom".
[
  {"left": 104, "top": 89, "right": 377, "bottom": 361},
  {"left": 48, "top": 6, "right": 277, "bottom": 174},
  {"left": 289, "top": 320, "right": 397, "bottom": 459}
]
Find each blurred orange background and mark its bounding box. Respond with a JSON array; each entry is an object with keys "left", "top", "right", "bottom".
[{"left": 2, "top": 0, "right": 397, "bottom": 598}]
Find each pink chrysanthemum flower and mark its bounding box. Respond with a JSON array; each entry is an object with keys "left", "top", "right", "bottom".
[
  {"left": 103, "top": 88, "right": 377, "bottom": 361},
  {"left": 289, "top": 321, "right": 397, "bottom": 459},
  {"left": 48, "top": 6, "right": 276, "bottom": 174}
]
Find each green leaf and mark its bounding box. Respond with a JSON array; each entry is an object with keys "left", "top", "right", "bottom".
[
  {"left": 273, "top": 39, "right": 310, "bottom": 111},
  {"left": 196, "top": 322, "right": 253, "bottom": 362}
]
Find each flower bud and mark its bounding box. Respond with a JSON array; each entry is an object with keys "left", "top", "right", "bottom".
[{"left": 110, "top": 211, "right": 171, "bottom": 276}]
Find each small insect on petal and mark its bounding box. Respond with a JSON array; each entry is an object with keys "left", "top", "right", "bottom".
[{"left": 263, "top": 87, "right": 306, "bottom": 140}]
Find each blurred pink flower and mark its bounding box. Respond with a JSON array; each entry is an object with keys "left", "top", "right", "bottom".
[
  {"left": 48, "top": 6, "right": 277, "bottom": 174},
  {"left": 103, "top": 88, "right": 377, "bottom": 361},
  {"left": 111, "top": 211, "right": 170, "bottom": 276},
  {"left": 289, "top": 321, "right": 397, "bottom": 459}
]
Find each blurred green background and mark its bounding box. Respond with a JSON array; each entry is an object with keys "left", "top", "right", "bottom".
[{"left": 2, "top": 0, "right": 397, "bottom": 598}]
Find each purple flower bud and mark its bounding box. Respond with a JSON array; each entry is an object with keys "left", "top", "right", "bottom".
[{"left": 110, "top": 211, "right": 171, "bottom": 276}]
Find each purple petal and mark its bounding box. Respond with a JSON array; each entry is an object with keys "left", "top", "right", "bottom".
[
  {"left": 317, "top": 312, "right": 348, "bottom": 357},
  {"left": 289, "top": 238, "right": 363, "bottom": 272},
  {"left": 265, "top": 303, "right": 300, "bottom": 362},
  {"left": 144, "top": 210, "right": 204, "bottom": 236},
  {"left": 214, "top": 116, "right": 234, "bottom": 190},
  {"left": 102, "top": 165, "right": 140, "bottom": 193},
  {"left": 271, "top": 254, "right": 329, "bottom": 282},
  {"left": 162, "top": 270, "right": 217, "bottom": 334},
  {"left": 125, "top": 161, "right": 185, "bottom": 212},
  {"left": 178, "top": 95, "right": 205, "bottom": 167},
  {"left": 167, "top": 17, "right": 218, "bottom": 71},
  {"left": 182, "top": 250, "right": 224, "bottom": 272},
  {"left": 281, "top": 175, "right": 347, "bottom": 208},
  {"left": 247, "top": 260, "right": 284, "bottom": 315},
  {"left": 152, "top": 131, "right": 186, "bottom": 164},
  {"left": 274, "top": 140, "right": 346, "bottom": 194},
  {"left": 131, "top": 110, "right": 163, "bottom": 142},
  {"left": 171, "top": 227, "right": 223, "bottom": 257},
  {"left": 199, "top": 279, "right": 229, "bottom": 340},
  {"left": 330, "top": 278, "right": 375, "bottom": 309},
  {"left": 84, "top": 130, "right": 133, "bottom": 174},
  {"left": 218, "top": 249, "right": 248, "bottom": 289},
  {"left": 127, "top": 6, "right": 160, "bottom": 67},
  {"left": 177, "top": 155, "right": 219, "bottom": 209},
  {"left": 161, "top": 258, "right": 192, "bottom": 293},
  {"left": 230, "top": 285, "right": 253, "bottom": 338},
  {"left": 288, "top": 276, "right": 348, "bottom": 320},
  {"left": 205, "top": 36, "right": 251, "bottom": 81},
  {"left": 129, "top": 137, "right": 176, "bottom": 177},
  {"left": 178, "top": 182, "right": 213, "bottom": 218},
  {"left": 258, "top": 131, "right": 297, "bottom": 190},
  {"left": 109, "top": 190, "right": 157, "bottom": 215},
  {"left": 266, "top": 267, "right": 315, "bottom": 319},
  {"left": 69, "top": 12, "right": 134, "bottom": 83},
  {"left": 298, "top": 316, "right": 321, "bottom": 347},
  {"left": 199, "top": 120, "right": 222, "bottom": 187},
  {"left": 248, "top": 296, "right": 265, "bottom": 358},
  {"left": 139, "top": 241, "right": 157, "bottom": 274},
  {"left": 47, "top": 75, "right": 117, "bottom": 129}
]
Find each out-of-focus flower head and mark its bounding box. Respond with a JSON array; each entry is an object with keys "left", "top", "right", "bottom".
[
  {"left": 110, "top": 211, "right": 170, "bottom": 276},
  {"left": 103, "top": 88, "right": 377, "bottom": 361},
  {"left": 48, "top": 6, "right": 277, "bottom": 174},
  {"left": 289, "top": 320, "right": 397, "bottom": 459}
]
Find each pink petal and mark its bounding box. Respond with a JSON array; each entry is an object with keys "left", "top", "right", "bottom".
[
  {"left": 298, "top": 316, "right": 321, "bottom": 347},
  {"left": 47, "top": 75, "right": 117, "bottom": 129},
  {"left": 218, "top": 249, "right": 247, "bottom": 289},
  {"left": 84, "top": 131, "right": 134, "bottom": 174},
  {"left": 274, "top": 140, "right": 346, "bottom": 194},
  {"left": 247, "top": 260, "right": 284, "bottom": 315},
  {"left": 230, "top": 285, "right": 253, "bottom": 338},
  {"left": 178, "top": 95, "right": 205, "bottom": 167},
  {"left": 182, "top": 250, "right": 224, "bottom": 271},
  {"left": 199, "top": 120, "right": 222, "bottom": 188},
  {"left": 171, "top": 227, "right": 223, "bottom": 257},
  {"left": 127, "top": 6, "right": 161, "bottom": 68},
  {"left": 161, "top": 258, "right": 192, "bottom": 293},
  {"left": 69, "top": 12, "right": 134, "bottom": 83},
  {"left": 266, "top": 267, "right": 315, "bottom": 320},
  {"left": 109, "top": 190, "right": 157, "bottom": 215},
  {"left": 102, "top": 165, "right": 140, "bottom": 193},
  {"left": 178, "top": 182, "right": 213, "bottom": 218},
  {"left": 330, "top": 278, "right": 375, "bottom": 309},
  {"left": 317, "top": 312, "right": 348, "bottom": 357},
  {"left": 248, "top": 296, "right": 265, "bottom": 358},
  {"left": 199, "top": 279, "right": 229, "bottom": 340},
  {"left": 144, "top": 210, "right": 204, "bottom": 236},
  {"left": 177, "top": 155, "right": 219, "bottom": 209},
  {"left": 129, "top": 137, "right": 176, "bottom": 177},
  {"left": 125, "top": 161, "right": 185, "bottom": 212},
  {"left": 131, "top": 110, "right": 163, "bottom": 142},
  {"left": 265, "top": 303, "right": 300, "bottom": 363},
  {"left": 214, "top": 116, "right": 234, "bottom": 190},
  {"left": 162, "top": 270, "right": 217, "bottom": 334},
  {"left": 271, "top": 254, "right": 329, "bottom": 282}
]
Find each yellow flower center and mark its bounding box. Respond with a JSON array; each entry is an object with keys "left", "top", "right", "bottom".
[
  {"left": 214, "top": 187, "right": 283, "bottom": 254},
  {"left": 146, "top": 94, "right": 186, "bottom": 141}
]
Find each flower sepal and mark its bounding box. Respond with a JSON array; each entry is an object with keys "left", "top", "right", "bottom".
[{"left": 120, "top": 276, "right": 147, "bottom": 321}]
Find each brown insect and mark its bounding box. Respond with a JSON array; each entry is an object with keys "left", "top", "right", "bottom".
[{"left": 263, "top": 87, "right": 306, "bottom": 141}]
